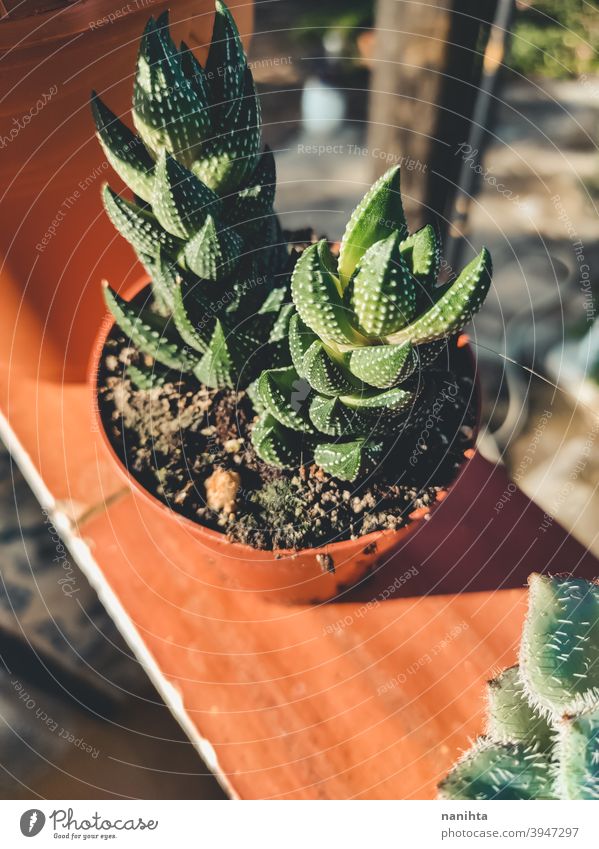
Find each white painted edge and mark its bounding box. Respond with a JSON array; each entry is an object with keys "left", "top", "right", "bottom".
[{"left": 0, "top": 408, "right": 238, "bottom": 800}]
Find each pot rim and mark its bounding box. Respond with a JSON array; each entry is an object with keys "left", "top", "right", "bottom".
[{"left": 88, "top": 276, "right": 479, "bottom": 560}]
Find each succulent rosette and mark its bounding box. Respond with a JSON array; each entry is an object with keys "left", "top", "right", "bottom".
[{"left": 251, "top": 165, "right": 492, "bottom": 481}]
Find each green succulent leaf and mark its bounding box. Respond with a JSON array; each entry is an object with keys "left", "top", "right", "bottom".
[
  {"left": 171, "top": 279, "right": 209, "bottom": 354},
  {"left": 486, "top": 666, "right": 554, "bottom": 752},
  {"left": 91, "top": 92, "right": 155, "bottom": 203},
  {"left": 152, "top": 151, "right": 220, "bottom": 239},
  {"left": 182, "top": 214, "right": 242, "bottom": 281},
  {"left": 179, "top": 39, "right": 211, "bottom": 105},
  {"left": 102, "top": 185, "right": 180, "bottom": 259},
  {"left": 133, "top": 15, "right": 210, "bottom": 166},
  {"left": 292, "top": 240, "right": 362, "bottom": 345},
  {"left": 228, "top": 146, "right": 277, "bottom": 232},
  {"left": 400, "top": 224, "right": 440, "bottom": 282},
  {"left": 251, "top": 413, "right": 310, "bottom": 469},
  {"left": 289, "top": 312, "right": 319, "bottom": 378},
  {"left": 193, "top": 319, "right": 235, "bottom": 387},
  {"left": 338, "top": 165, "right": 407, "bottom": 286},
  {"left": 258, "top": 366, "right": 315, "bottom": 433},
  {"left": 313, "top": 438, "right": 385, "bottom": 481},
  {"left": 309, "top": 395, "right": 362, "bottom": 437},
  {"left": 126, "top": 362, "right": 167, "bottom": 389},
  {"left": 391, "top": 247, "right": 492, "bottom": 346},
  {"left": 192, "top": 67, "right": 261, "bottom": 193},
  {"left": 348, "top": 340, "right": 419, "bottom": 389},
  {"left": 438, "top": 739, "right": 556, "bottom": 800},
  {"left": 350, "top": 231, "right": 417, "bottom": 336},
  {"left": 205, "top": 0, "right": 247, "bottom": 122},
  {"left": 556, "top": 709, "right": 599, "bottom": 800},
  {"left": 520, "top": 574, "right": 599, "bottom": 717},
  {"left": 103, "top": 284, "right": 197, "bottom": 372}
]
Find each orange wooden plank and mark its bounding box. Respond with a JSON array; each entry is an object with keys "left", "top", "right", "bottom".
[{"left": 74, "top": 489, "right": 527, "bottom": 799}]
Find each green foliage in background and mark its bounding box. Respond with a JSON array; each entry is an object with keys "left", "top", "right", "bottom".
[{"left": 509, "top": 1, "right": 599, "bottom": 79}]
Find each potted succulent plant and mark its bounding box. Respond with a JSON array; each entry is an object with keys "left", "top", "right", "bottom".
[
  {"left": 440, "top": 574, "right": 599, "bottom": 800},
  {"left": 90, "top": 1, "right": 493, "bottom": 603}
]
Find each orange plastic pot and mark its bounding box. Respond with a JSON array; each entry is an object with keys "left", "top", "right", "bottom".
[
  {"left": 89, "top": 278, "right": 479, "bottom": 604},
  {"left": 0, "top": 0, "right": 253, "bottom": 382}
]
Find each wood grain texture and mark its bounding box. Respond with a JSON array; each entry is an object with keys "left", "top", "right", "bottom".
[{"left": 74, "top": 451, "right": 599, "bottom": 799}]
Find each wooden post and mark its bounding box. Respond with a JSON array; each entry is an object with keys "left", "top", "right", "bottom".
[{"left": 367, "top": 0, "right": 497, "bottom": 233}]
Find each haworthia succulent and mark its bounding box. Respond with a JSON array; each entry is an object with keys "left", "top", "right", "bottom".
[
  {"left": 251, "top": 165, "right": 492, "bottom": 481},
  {"left": 94, "top": 2, "right": 289, "bottom": 389},
  {"left": 440, "top": 574, "right": 599, "bottom": 801},
  {"left": 520, "top": 574, "right": 599, "bottom": 717}
]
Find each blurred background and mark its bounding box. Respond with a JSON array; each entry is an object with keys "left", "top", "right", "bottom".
[{"left": 1, "top": 0, "right": 599, "bottom": 798}]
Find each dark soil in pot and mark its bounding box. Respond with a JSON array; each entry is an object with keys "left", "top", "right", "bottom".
[{"left": 97, "top": 303, "right": 477, "bottom": 551}]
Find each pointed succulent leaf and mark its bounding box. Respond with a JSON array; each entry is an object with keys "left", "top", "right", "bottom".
[
  {"left": 171, "top": 281, "right": 209, "bottom": 354},
  {"left": 309, "top": 395, "right": 363, "bottom": 437},
  {"left": 268, "top": 302, "right": 295, "bottom": 345},
  {"left": 152, "top": 151, "right": 220, "bottom": 239},
  {"left": 302, "top": 341, "right": 357, "bottom": 396},
  {"left": 400, "top": 224, "right": 440, "bottom": 282},
  {"left": 309, "top": 386, "right": 417, "bottom": 436},
  {"left": 91, "top": 92, "right": 155, "bottom": 203},
  {"left": 291, "top": 240, "right": 362, "bottom": 344},
  {"left": 391, "top": 247, "right": 492, "bottom": 346},
  {"left": 103, "top": 284, "right": 197, "bottom": 371},
  {"left": 556, "top": 709, "right": 599, "bottom": 800},
  {"left": 338, "top": 165, "right": 407, "bottom": 286},
  {"left": 102, "top": 185, "right": 180, "bottom": 258},
  {"left": 182, "top": 214, "right": 242, "bottom": 281},
  {"left": 350, "top": 231, "right": 417, "bottom": 336},
  {"left": 193, "top": 319, "right": 235, "bottom": 387},
  {"left": 126, "top": 362, "right": 168, "bottom": 389},
  {"left": 205, "top": 0, "right": 247, "bottom": 122},
  {"left": 133, "top": 16, "right": 210, "bottom": 165},
  {"left": 342, "top": 385, "right": 418, "bottom": 419},
  {"left": 520, "top": 574, "right": 599, "bottom": 717},
  {"left": 179, "top": 40, "right": 212, "bottom": 106},
  {"left": 438, "top": 739, "right": 555, "bottom": 800},
  {"left": 192, "top": 66, "right": 261, "bottom": 192},
  {"left": 289, "top": 312, "right": 319, "bottom": 378},
  {"left": 228, "top": 146, "right": 277, "bottom": 232},
  {"left": 149, "top": 246, "right": 178, "bottom": 312},
  {"left": 252, "top": 413, "right": 311, "bottom": 469},
  {"left": 486, "top": 666, "right": 554, "bottom": 752},
  {"left": 313, "top": 438, "right": 385, "bottom": 482},
  {"left": 349, "top": 341, "right": 417, "bottom": 389},
  {"left": 258, "top": 366, "right": 315, "bottom": 433}
]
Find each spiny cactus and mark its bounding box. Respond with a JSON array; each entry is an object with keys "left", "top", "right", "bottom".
[
  {"left": 250, "top": 165, "right": 492, "bottom": 481},
  {"left": 439, "top": 574, "right": 599, "bottom": 800},
  {"left": 93, "top": 1, "right": 288, "bottom": 388}
]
